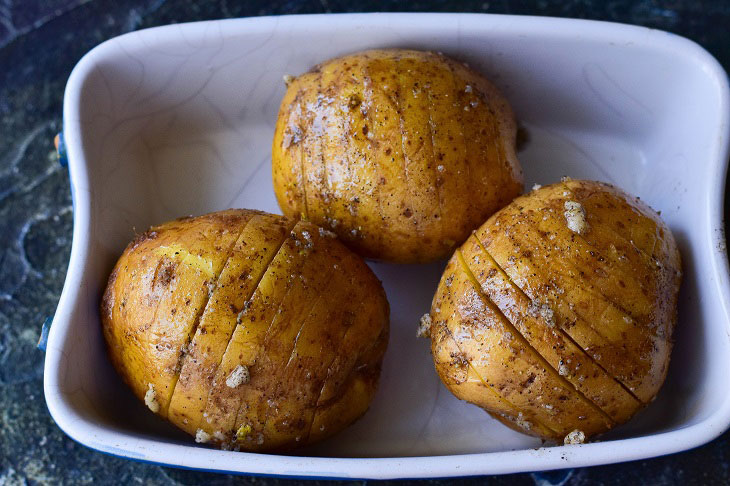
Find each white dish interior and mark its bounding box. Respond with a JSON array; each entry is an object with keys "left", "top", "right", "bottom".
[{"left": 47, "top": 13, "right": 730, "bottom": 478}]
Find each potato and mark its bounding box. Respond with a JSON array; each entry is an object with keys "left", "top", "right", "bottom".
[
  {"left": 272, "top": 49, "right": 523, "bottom": 263},
  {"left": 101, "top": 209, "right": 389, "bottom": 451},
  {"left": 427, "top": 179, "right": 681, "bottom": 442}
]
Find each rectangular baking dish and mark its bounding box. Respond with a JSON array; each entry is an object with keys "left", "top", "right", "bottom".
[{"left": 45, "top": 13, "right": 730, "bottom": 478}]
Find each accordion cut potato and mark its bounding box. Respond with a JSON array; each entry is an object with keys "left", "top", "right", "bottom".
[
  {"left": 272, "top": 48, "right": 523, "bottom": 263},
  {"left": 101, "top": 209, "right": 389, "bottom": 451},
  {"left": 428, "top": 179, "right": 682, "bottom": 443}
]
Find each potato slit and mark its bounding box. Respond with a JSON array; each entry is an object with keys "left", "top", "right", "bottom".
[
  {"left": 392, "top": 55, "right": 423, "bottom": 239},
  {"left": 162, "top": 222, "right": 250, "bottom": 416},
  {"left": 229, "top": 226, "right": 319, "bottom": 439},
  {"left": 302, "top": 296, "right": 367, "bottom": 443},
  {"left": 168, "top": 215, "right": 296, "bottom": 431},
  {"left": 423, "top": 69, "right": 445, "bottom": 243},
  {"left": 493, "top": 204, "right": 648, "bottom": 335},
  {"left": 361, "top": 58, "right": 388, "bottom": 235},
  {"left": 471, "top": 233, "right": 644, "bottom": 406},
  {"left": 522, "top": 209, "right": 651, "bottom": 332},
  {"left": 457, "top": 250, "right": 616, "bottom": 428},
  {"left": 193, "top": 218, "right": 297, "bottom": 433},
  {"left": 296, "top": 86, "right": 310, "bottom": 220},
  {"left": 559, "top": 181, "right": 664, "bottom": 281},
  {"left": 228, "top": 256, "right": 302, "bottom": 436},
  {"left": 442, "top": 56, "right": 474, "bottom": 229},
  {"left": 485, "top": 222, "right": 658, "bottom": 398},
  {"left": 253, "top": 263, "right": 337, "bottom": 442},
  {"left": 439, "top": 309, "right": 561, "bottom": 440},
  {"left": 315, "top": 69, "right": 333, "bottom": 224}
]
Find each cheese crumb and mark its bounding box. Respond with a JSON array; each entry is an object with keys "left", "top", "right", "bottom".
[
  {"left": 195, "top": 429, "right": 211, "bottom": 444},
  {"left": 528, "top": 301, "right": 555, "bottom": 327},
  {"left": 564, "top": 429, "right": 585, "bottom": 445},
  {"left": 417, "top": 314, "right": 432, "bottom": 338},
  {"left": 531, "top": 183, "right": 542, "bottom": 191},
  {"left": 283, "top": 74, "right": 295, "bottom": 86},
  {"left": 558, "top": 361, "right": 569, "bottom": 376},
  {"left": 515, "top": 412, "right": 532, "bottom": 431},
  {"left": 144, "top": 383, "right": 160, "bottom": 413},
  {"left": 564, "top": 201, "right": 588, "bottom": 234},
  {"left": 318, "top": 227, "right": 337, "bottom": 238},
  {"left": 213, "top": 430, "right": 226, "bottom": 441},
  {"left": 226, "top": 365, "right": 250, "bottom": 388}
]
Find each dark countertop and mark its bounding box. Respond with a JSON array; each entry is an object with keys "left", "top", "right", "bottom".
[{"left": 1, "top": 1, "right": 728, "bottom": 484}]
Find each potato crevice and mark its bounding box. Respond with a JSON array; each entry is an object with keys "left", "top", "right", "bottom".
[
  {"left": 430, "top": 180, "right": 681, "bottom": 442},
  {"left": 272, "top": 49, "right": 523, "bottom": 262},
  {"left": 457, "top": 250, "right": 617, "bottom": 429},
  {"left": 480, "top": 210, "right": 659, "bottom": 400},
  {"left": 469, "top": 233, "right": 643, "bottom": 417},
  {"left": 169, "top": 214, "right": 296, "bottom": 434},
  {"left": 163, "top": 220, "right": 250, "bottom": 416}
]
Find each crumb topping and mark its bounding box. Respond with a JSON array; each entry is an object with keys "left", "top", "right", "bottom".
[
  {"left": 531, "top": 183, "right": 542, "bottom": 191},
  {"left": 564, "top": 429, "right": 585, "bottom": 445},
  {"left": 144, "top": 383, "right": 160, "bottom": 413},
  {"left": 226, "top": 365, "right": 250, "bottom": 388},
  {"left": 195, "top": 429, "right": 211, "bottom": 444},
  {"left": 417, "top": 313, "right": 433, "bottom": 338},
  {"left": 318, "top": 227, "right": 337, "bottom": 238},
  {"left": 527, "top": 301, "right": 555, "bottom": 327},
  {"left": 283, "top": 74, "right": 295, "bottom": 86},
  {"left": 564, "top": 201, "right": 588, "bottom": 234}
]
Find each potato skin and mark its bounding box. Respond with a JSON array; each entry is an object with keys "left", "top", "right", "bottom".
[
  {"left": 428, "top": 180, "right": 681, "bottom": 442},
  {"left": 101, "top": 209, "right": 389, "bottom": 451},
  {"left": 272, "top": 49, "right": 523, "bottom": 263}
]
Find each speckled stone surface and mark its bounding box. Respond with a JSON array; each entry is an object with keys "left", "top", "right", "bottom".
[{"left": 0, "top": 1, "right": 728, "bottom": 484}]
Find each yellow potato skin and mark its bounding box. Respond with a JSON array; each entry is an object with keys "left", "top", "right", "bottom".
[
  {"left": 429, "top": 180, "right": 681, "bottom": 442},
  {"left": 101, "top": 210, "right": 389, "bottom": 452},
  {"left": 272, "top": 49, "right": 523, "bottom": 263}
]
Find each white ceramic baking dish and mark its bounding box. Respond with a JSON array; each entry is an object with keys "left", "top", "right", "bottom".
[{"left": 46, "top": 13, "right": 730, "bottom": 479}]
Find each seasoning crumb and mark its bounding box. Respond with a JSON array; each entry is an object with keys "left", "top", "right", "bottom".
[
  {"left": 283, "top": 74, "right": 295, "bottom": 86},
  {"left": 195, "top": 429, "right": 211, "bottom": 444},
  {"left": 564, "top": 201, "right": 588, "bottom": 234},
  {"left": 318, "top": 227, "right": 337, "bottom": 238},
  {"left": 558, "top": 361, "right": 569, "bottom": 376},
  {"left": 564, "top": 429, "right": 585, "bottom": 445},
  {"left": 226, "top": 365, "right": 250, "bottom": 388},
  {"left": 417, "top": 313, "right": 433, "bottom": 338},
  {"left": 528, "top": 301, "right": 555, "bottom": 327},
  {"left": 515, "top": 412, "right": 532, "bottom": 431},
  {"left": 144, "top": 383, "right": 160, "bottom": 413},
  {"left": 437, "top": 165, "right": 445, "bottom": 172},
  {"left": 214, "top": 430, "right": 226, "bottom": 441},
  {"left": 532, "top": 183, "right": 542, "bottom": 191}
]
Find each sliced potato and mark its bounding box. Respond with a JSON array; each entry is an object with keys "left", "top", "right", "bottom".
[
  {"left": 428, "top": 180, "right": 681, "bottom": 442},
  {"left": 273, "top": 48, "right": 523, "bottom": 263},
  {"left": 101, "top": 210, "right": 389, "bottom": 451}
]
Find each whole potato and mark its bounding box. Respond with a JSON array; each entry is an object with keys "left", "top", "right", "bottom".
[
  {"left": 272, "top": 49, "right": 523, "bottom": 263},
  {"left": 427, "top": 179, "right": 681, "bottom": 443},
  {"left": 101, "top": 209, "right": 389, "bottom": 451}
]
